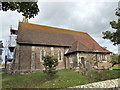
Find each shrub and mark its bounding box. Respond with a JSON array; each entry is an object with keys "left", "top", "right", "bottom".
[
  {"left": 43, "top": 56, "right": 58, "bottom": 77},
  {"left": 91, "top": 70, "right": 120, "bottom": 82},
  {"left": 111, "top": 54, "right": 120, "bottom": 66}
]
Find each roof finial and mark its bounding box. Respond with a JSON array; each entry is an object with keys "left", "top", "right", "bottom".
[{"left": 22, "top": 16, "right": 28, "bottom": 23}]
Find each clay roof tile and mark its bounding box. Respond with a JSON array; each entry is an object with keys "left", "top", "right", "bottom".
[{"left": 17, "top": 22, "right": 111, "bottom": 53}]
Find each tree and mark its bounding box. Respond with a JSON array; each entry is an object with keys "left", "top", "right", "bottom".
[
  {"left": 43, "top": 56, "right": 58, "bottom": 76},
  {"left": 102, "top": 7, "right": 120, "bottom": 45},
  {"left": 0, "top": 56, "right": 2, "bottom": 64},
  {"left": 0, "top": 41, "right": 3, "bottom": 64},
  {"left": 111, "top": 54, "right": 120, "bottom": 66},
  {"left": 1, "top": 2, "right": 39, "bottom": 19}
]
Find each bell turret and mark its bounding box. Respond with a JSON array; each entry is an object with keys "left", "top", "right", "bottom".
[{"left": 22, "top": 16, "right": 28, "bottom": 23}]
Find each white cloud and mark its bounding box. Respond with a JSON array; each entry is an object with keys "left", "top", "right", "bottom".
[
  {"left": 38, "top": 0, "right": 119, "bottom": 2},
  {"left": 0, "top": 1, "right": 119, "bottom": 55}
]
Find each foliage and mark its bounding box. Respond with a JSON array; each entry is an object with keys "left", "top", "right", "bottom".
[
  {"left": 91, "top": 70, "right": 120, "bottom": 82},
  {"left": 43, "top": 56, "right": 58, "bottom": 76},
  {"left": 0, "top": 41, "right": 3, "bottom": 64},
  {"left": 110, "top": 54, "right": 120, "bottom": 66},
  {"left": 102, "top": 8, "right": 120, "bottom": 45},
  {"left": 0, "top": 41, "right": 3, "bottom": 48},
  {"left": 1, "top": 2, "right": 39, "bottom": 19},
  {"left": 0, "top": 56, "right": 2, "bottom": 64}
]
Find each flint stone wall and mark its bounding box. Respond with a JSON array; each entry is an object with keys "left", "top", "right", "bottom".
[{"left": 69, "top": 78, "right": 120, "bottom": 88}]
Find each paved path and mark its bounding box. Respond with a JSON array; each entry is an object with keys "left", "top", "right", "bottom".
[{"left": 69, "top": 78, "right": 120, "bottom": 88}]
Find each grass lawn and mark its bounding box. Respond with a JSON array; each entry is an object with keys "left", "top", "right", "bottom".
[
  {"left": 90, "top": 70, "right": 120, "bottom": 82},
  {"left": 112, "top": 63, "right": 120, "bottom": 70},
  {"left": 112, "top": 67, "right": 120, "bottom": 70},
  {"left": 1, "top": 69, "right": 120, "bottom": 88}
]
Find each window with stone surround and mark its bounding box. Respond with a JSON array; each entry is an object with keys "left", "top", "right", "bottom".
[
  {"left": 101, "top": 54, "right": 106, "bottom": 61},
  {"left": 50, "top": 47, "right": 54, "bottom": 56},
  {"left": 40, "top": 49, "right": 45, "bottom": 61},
  {"left": 58, "top": 50, "right": 62, "bottom": 61},
  {"left": 31, "top": 51, "right": 35, "bottom": 61},
  {"left": 81, "top": 57, "right": 85, "bottom": 68}
]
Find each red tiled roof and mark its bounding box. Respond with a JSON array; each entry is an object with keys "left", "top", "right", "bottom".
[
  {"left": 67, "top": 41, "right": 90, "bottom": 53},
  {"left": 17, "top": 22, "right": 111, "bottom": 53}
]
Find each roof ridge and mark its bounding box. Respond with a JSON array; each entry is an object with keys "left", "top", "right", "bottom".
[
  {"left": 19, "top": 22, "right": 87, "bottom": 34},
  {"left": 18, "top": 22, "right": 111, "bottom": 53}
]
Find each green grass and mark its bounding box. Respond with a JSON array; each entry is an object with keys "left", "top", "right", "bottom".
[
  {"left": 112, "top": 67, "right": 120, "bottom": 70},
  {"left": 2, "top": 69, "right": 90, "bottom": 88},
  {"left": 1, "top": 69, "right": 120, "bottom": 88}
]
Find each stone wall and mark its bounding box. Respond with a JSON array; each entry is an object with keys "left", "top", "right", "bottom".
[
  {"left": 77, "top": 52, "right": 112, "bottom": 70},
  {"left": 11, "top": 45, "right": 20, "bottom": 72},
  {"left": 12, "top": 44, "right": 112, "bottom": 73},
  {"left": 11, "top": 44, "right": 32, "bottom": 73},
  {"left": 19, "top": 45, "right": 32, "bottom": 71},
  {"left": 12, "top": 44, "right": 69, "bottom": 73},
  {"left": 33, "top": 46, "right": 67, "bottom": 70},
  {"left": 69, "top": 78, "right": 120, "bottom": 88},
  {"left": 66, "top": 53, "right": 77, "bottom": 69}
]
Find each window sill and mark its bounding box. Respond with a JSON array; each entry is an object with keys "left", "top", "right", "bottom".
[
  {"left": 101, "top": 61, "right": 107, "bottom": 62},
  {"left": 40, "top": 60, "right": 44, "bottom": 62},
  {"left": 58, "top": 60, "right": 63, "bottom": 62}
]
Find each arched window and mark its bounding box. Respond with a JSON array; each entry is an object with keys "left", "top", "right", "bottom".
[
  {"left": 58, "top": 50, "right": 62, "bottom": 60},
  {"left": 81, "top": 57, "right": 85, "bottom": 68},
  {"left": 31, "top": 51, "right": 35, "bottom": 61},
  {"left": 50, "top": 47, "right": 54, "bottom": 56},
  {"left": 41, "top": 50, "right": 45, "bottom": 60}
]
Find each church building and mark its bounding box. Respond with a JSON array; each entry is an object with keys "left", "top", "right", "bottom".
[{"left": 11, "top": 22, "right": 112, "bottom": 73}]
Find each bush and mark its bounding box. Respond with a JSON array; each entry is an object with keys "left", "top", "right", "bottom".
[
  {"left": 43, "top": 56, "right": 58, "bottom": 77},
  {"left": 111, "top": 54, "right": 120, "bottom": 66},
  {"left": 91, "top": 70, "right": 120, "bottom": 82}
]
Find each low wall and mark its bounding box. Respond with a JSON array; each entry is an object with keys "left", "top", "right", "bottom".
[{"left": 69, "top": 78, "right": 120, "bottom": 88}]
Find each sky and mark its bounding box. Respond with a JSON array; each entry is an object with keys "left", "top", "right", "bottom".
[{"left": 0, "top": 0, "right": 120, "bottom": 62}]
